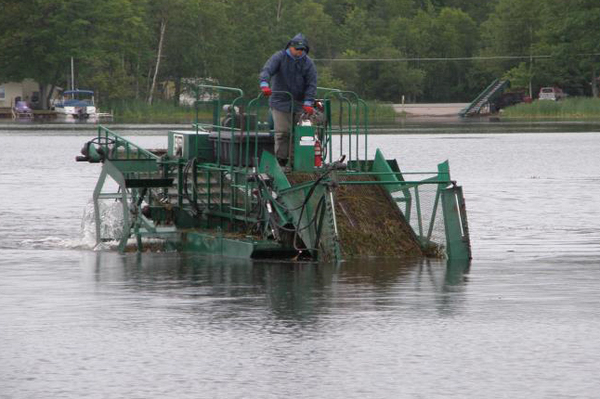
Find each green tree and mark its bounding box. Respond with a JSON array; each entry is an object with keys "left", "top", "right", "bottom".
[
  {"left": 430, "top": 0, "right": 498, "bottom": 23},
  {"left": 479, "top": 0, "right": 543, "bottom": 78},
  {"left": 391, "top": 7, "right": 478, "bottom": 101},
  {"left": 279, "top": 0, "right": 340, "bottom": 59},
  {"left": 0, "top": 0, "right": 151, "bottom": 107},
  {"left": 503, "top": 62, "right": 533, "bottom": 90},
  {"left": 159, "top": 0, "right": 233, "bottom": 105},
  {"left": 359, "top": 47, "right": 425, "bottom": 101},
  {"left": 536, "top": 0, "right": 600, "bottom": 96},
  {"left": 84, "top": 0, "right": 150, "bottom": 102}
]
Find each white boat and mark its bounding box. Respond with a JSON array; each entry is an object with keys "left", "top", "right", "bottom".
[{"left": 52, "top": 89, "right": 97, "bottom": 119}]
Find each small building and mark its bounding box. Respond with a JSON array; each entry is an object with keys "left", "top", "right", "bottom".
[
  {"left": 161, "top": 78, "right": 219, "bottom": 106},
  {"left": 0, "top": 79, "right": 58, "bottom": 109}
]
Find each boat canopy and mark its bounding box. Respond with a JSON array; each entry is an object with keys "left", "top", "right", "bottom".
[{"left": 63, "top": 90, "right": 94, "bottom": 95}]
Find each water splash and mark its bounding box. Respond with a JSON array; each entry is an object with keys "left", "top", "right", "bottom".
[
  {"left": 80, "top": 199, "right": 125, "bottom": 245},
  {"left": 79, "top": 199, "right": 168, "bottom": 252}
]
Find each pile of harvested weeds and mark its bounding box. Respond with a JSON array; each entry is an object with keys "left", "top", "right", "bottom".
[
  {"left": 287, "top": 172, "right": 424, "bottom": 258},
  {"left": 333, "top": 174, "right": 424, "bottom": 257}
]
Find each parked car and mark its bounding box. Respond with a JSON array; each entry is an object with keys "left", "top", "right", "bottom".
[{"left": 539, "top": 87, "right": 566, "bottom": 101}]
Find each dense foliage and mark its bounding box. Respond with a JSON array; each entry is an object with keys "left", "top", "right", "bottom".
[{"left": 0, "top": 0, "right": 598, "bottom": 107}]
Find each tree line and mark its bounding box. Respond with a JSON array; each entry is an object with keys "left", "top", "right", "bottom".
[{"left": 1, "top": 0, "right": 599, "bottom": 108}]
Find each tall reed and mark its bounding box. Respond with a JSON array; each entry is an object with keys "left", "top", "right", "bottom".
[
  {"left": 503, "top": 97, "right": 600, "bottom": 119},
  {"left": 107, "top": 99, "right": 198, "bottom": 123}
]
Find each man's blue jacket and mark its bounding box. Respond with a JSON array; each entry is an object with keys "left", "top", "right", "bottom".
[{"left": 259, "top": 33, "right": 318, "bottom": 113}]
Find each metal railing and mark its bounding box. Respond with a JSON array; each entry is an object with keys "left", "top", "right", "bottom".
[
  {"left": 319, "top": 87, "right": 369, "bottom": 167},
  {"left": 97, "top": 125, "right": 160, "bottom": 161},
  {"left": 177, "top": 84, "right": 374, "bottom": 229}
]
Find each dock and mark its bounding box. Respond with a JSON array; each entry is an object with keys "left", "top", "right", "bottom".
[
  {"left": 393, "top": 103, "right": 469, "bottom": 117},
  {"left": 0, "top": 108, "right": 58, "bottom": 120},
  {"left": 0, "top": 109, "right": 112, "bottom": 121}
]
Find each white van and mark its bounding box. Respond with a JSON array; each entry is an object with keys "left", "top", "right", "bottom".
[{"left": 539, "top": 87, "right": 566, "bottom": 101}]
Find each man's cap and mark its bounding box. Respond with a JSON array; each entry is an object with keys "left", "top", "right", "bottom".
[{"left": 291, "top": 40, "right": 306, "bottom": 49}]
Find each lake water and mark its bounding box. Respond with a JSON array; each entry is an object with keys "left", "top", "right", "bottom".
[{"left": 1, "top": 122, "right": 600, "bottom": 398}]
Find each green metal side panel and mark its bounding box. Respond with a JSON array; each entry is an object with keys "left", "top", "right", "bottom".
[
  {"left": 278, "top": 183, "right": 340, "bottom": 262},
  {"left": 293, "top": 125, "right": 315, "bottom": 172},
  {"left": 287, "top": 185, "right": 324, "bottom": 254},
  {"left": 168, "top": 131, "right": 214, "bottom": 161},
  {"left": 371, "top": 149, "right": 413, "bottom": 222},
  {"left": 370, "top": 149, "right": 413, "bottom": 217},
  {"left": 259, "top": 150, "right": 291, "bottom": 191},
  {"left": 371, "top": 148, "right": 403, "bottom": 193},
  {"left": 445, "top": 259, "right": 471, "bottom": 285},
  {"left": 182, "top": 231, "right": 253, "bottom": 257},
  {"left": 181, "top": 231, "right": 284, "bottom": 259},
  {"left": 437, "top": 160, "right": 451, "bottom": 181},
  {"left": 259, "top": 150, "right": 340, "bottom": 262},
  {"left": 441, "top": 185, "right": 472, "bottom": 261}
]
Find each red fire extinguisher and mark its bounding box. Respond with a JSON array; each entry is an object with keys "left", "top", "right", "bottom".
[{"left": 314, "top": 138, "right": 323, "bottom": 167}]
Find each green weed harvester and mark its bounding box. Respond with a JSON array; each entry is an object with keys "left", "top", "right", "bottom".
[{"left": 77, "top": 85, "right": 471, "bottom": 262}]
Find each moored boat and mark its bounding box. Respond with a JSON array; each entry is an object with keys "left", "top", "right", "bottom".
[{"left": 52, "top": 89, "right": 97, "bottom": 119}]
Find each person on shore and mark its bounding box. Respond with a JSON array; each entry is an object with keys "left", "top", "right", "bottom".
[{"left": 259, "top": 33, "right": 317, "bottom": 167}]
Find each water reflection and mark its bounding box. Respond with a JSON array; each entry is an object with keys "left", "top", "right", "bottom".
[{"left": 85, "top": 252, "right": 470, "bottom": 322}]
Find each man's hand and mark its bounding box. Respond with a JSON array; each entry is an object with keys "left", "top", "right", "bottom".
[
  {"left": 261, "top": 86, "right": 272, "bottom": 97},
  {"left": 303, "top": 105, "right": 314, "bottom": 115}
]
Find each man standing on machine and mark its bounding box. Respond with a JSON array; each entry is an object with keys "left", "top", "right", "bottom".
[{"left": 259, "top": 33, "right": 318, "bottom": 168}]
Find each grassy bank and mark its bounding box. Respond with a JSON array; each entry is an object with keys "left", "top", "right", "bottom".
[
  {"left": 107, "top": 99, "right": 397, "bottom": 125},
  {"left": 502, "top": 97, "right": 600, "bottom": 119},
  {"left": 367, "top": 101, "right": 397, "bottom": 125},
  {"left": 329, "top": 100, "right": 397, "bottom": 126},
  {"left": 108, "top": 100, "right": 197, "bottom": 123}
]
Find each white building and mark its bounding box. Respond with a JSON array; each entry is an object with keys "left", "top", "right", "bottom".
[{"left": 0, "top": 79, "right": 58, "bottom": 109}]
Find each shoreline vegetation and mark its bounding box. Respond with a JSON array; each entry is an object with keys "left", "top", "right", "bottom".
[
  {"left": 77, "top": 96, "right": 600, "bottom": 124},
  {"left": 109, "top": 99, "right": 398, "bottom": 125},
  {"left": 3, "top": 1, "right": 600, "bottom": 115},
  {"left": 501, "top": 97, "right": 600, "bottom": 120}
]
